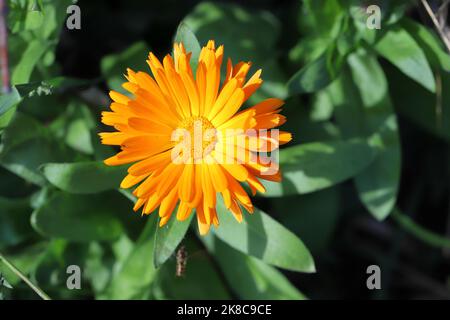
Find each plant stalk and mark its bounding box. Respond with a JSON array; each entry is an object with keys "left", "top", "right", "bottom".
[
  {"left": 392, "top": 209, "right": 450, "bottom": 249},
  {"left": 0, "top": 252, "right": 51, "bottom": 300}
]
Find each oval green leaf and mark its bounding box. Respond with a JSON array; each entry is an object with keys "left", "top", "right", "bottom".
[
  {"left": 0, "top": 113, "right": 76, "bottom": 186},
  {"left": 101, "top": 41, "right": 150, "bottom": 94},
  {"left": 153, "top": 212, "right": 194, "bottom": 268},
  {"left": 402, "top": 18, "right": 450, "bottom": 71},
  {"left": 101, "top": 218, "right": 158, "bottom": 299},
  {"left": 287, "top": 47, "right": 342, "bottom": 96},
  {"left": 42, "top": 161, "right": 126, "bottom": 194},
  {"left": 173, "top": 22, "right": 201, "bottom": 73},
  {"left": 203, "top": 234, "right": 306, "bottom": 299},
  {"left": 31, "top": 192, "right": 125, "bottom": 242},
  {"left": 213, "top": 200, "right": 315, "bottom": 273},
  {"left": 262, "top": 139, "right": 376, "bottom": 197},
  {"left": 348, "top": 52, "right": 401, "bottom": 220},
  {"left": 375, "top": 27, "right": 435, "bottom": 92},
  {"left": 154, "top": 237, "right": 231, "bottom": 299},
  {"left": 330, "top": 51, "right": 401, "bottom": 220},
  {"left": 0, "top": 87, "right": 21, "bottom": 117}
]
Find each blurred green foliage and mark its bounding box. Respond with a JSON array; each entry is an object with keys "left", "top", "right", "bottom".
[{"left": 1, "top": 0, "right": 450, "bottom": 300}]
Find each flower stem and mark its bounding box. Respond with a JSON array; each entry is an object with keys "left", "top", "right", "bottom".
[
  {"left": 0, "top": 252, "right": 51, "bottom": 300},
  {"left": 392, "top": 208, "right": 450, "bottom": 249}
]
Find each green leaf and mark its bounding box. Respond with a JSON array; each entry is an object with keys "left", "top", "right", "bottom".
[
  {"left": 213, "top": 200, "right": 315, "bottom": 273},
  {"left": 0, "top": 113, "right": 75, "bottom": 185},
  {"left": 331, "top": 51, "right": 401, "bottom": 220},
  {"left": 350, "top": 53, "right": 400, "bottom": 220},
  {"left": 401, "top": 18, "right": 450, "bottom": 71},
  {"left": 349, "top": 2, "right": 407, "bottom": 45},
  {"left": 355, "top": 120, "right": 400, "bottom": 221},
  {"left": 8, "top": 1, "right": 44, "bottom": 33},
  {"left": 12, "top": 39, "right": 49, "bottom": 85},
  {"left": 84, "top": 243, "right": 113, "bottom": 294},
  {"left": 48, "top": 101, "right": 97, "bottom": 155},
  {"left": 65, "top": 110, "right": 95, "bottom": 154},
  {"left": 42, "top": 162, "right": 127, "bottom": 194},
  {"left": 31, "top": 192, "right": 129, "bottom": 242},
  {"left": 173, "top": 22, "right": 201, "bottom": 73},
  {"left": 347, "top": 51, "right": 388, "bottom": 107},
  {"left": 375, "top": 27, "right": 435, "bottom": 92},
  {"left": 289, "top": 0, "right": 345, "bottom": 65},
  {"left": 203, "top": 234, "right": 306, "bottom": 299},
  {"left": 153, "top": 237, "right": 231, "bottom": 299},
  {"left": 40, "top": 0, "right": 74, "bottom": 40},
  {"left": 1, "top": 277, "right": 13, "bottom": 289},
  {"left": 15, "top": 77, "right": 92, "bottom": 98},
  {"left": 101, "top": 41, "right": 150, "bottom": 94},
  {"left": 287, "top": 48, "right": 342, "bottom": 96},
  {"left": 183, "top": 2, "right": 287, "bottom": 101},
  {"left": 1, "top": 111, "right": 44, "bottom": 146},
  {"left": 101, "top": 218, "right": 158, "bottom": 299},
  {"left": 0, "top": 242, "right": 47, "bottom": 286},
  {"left": 302, "top": 0, "right": 344, "bottom": 38},
  {"left": 0, "top": 107, "right": 17, "bottom": 130},
  {"left": 387, "top": 62, "right": 450, "bottom": 141},
  {"left": 0, "top": 88, "right": 22, "bottom": 117},
  {"left": 274, "top": 187, "right": 340, "bottom": 254},
  {"left": 153, "top": 212, "right": 194, "bottom": 268},
  {"left": 262, "top": 139, "right": 376, "bottom": 197},
  {"left": 0, "top": 166, "right": 36, "bottom": 198},
  {"left": 0, "top": 197, "right": 34, "bottom": 248}
]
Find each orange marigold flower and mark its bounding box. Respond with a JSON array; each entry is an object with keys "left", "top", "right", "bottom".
[{"left": 100, "top": 40, "right": 291, "bottom": 235}]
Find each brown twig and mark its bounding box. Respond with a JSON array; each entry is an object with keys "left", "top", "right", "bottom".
[
  {"left": 420, "top": 0, "right": 450, "bottom": 53},
  {"left": 0, "top": 0, "right": 10, "bottom": 94},
  {"left": 437, "top": 0, "right": 449, "bottom": 29}
]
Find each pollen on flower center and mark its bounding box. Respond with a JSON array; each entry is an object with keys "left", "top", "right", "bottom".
[{"left": 178, "top": 116, "right": 217, "bottom": 160}]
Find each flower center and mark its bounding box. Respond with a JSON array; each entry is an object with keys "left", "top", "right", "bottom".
[{"left": 178, "top": 116, "right": 217, "bottom": 161}]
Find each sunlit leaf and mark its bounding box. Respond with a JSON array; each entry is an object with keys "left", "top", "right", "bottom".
[
  {"left": 262, "top": 139, "right": 376, "bottom": 197},
  {"left": 350, "top": 53, "right": 400, "bottom": 220},
  {"left": 402, "top": 18, "right": 450, "bottom": 71},
  {"left": 153, "top": 213, "right": 194, "bottom": 268},
  {"left": 42, "top": 161, "right": 126, "bottom": 194},
  {"left": 8, "top": 1, "right": 44, "bottom": 33},
  {"left": 375, "top": 27, "right": 435, "bottom": 92},
  {"left": 101, "top": 218, "right": 158, "bottom": 299},
  {"left": 173, "top": 22, "right": 201, "bottom": 73},
  {"left": 16, "top": 77, "right": 92, "bottom": 98},
  {"left": 213, "top": 200, "right": 315, "bottom": 273},
  {"left": 12, "top": 40, "right": 49, "bottom": 85},
  {"left": 203, "top": 235, "right": 306, "bottom": 299},
  {"left": 0, "top": 88, "right": 21, "bottom": 118}
]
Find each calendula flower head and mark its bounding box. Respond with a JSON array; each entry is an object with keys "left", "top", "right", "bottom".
[{"left": 100, "top": 40, "right": 292, "bottom": 235}]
